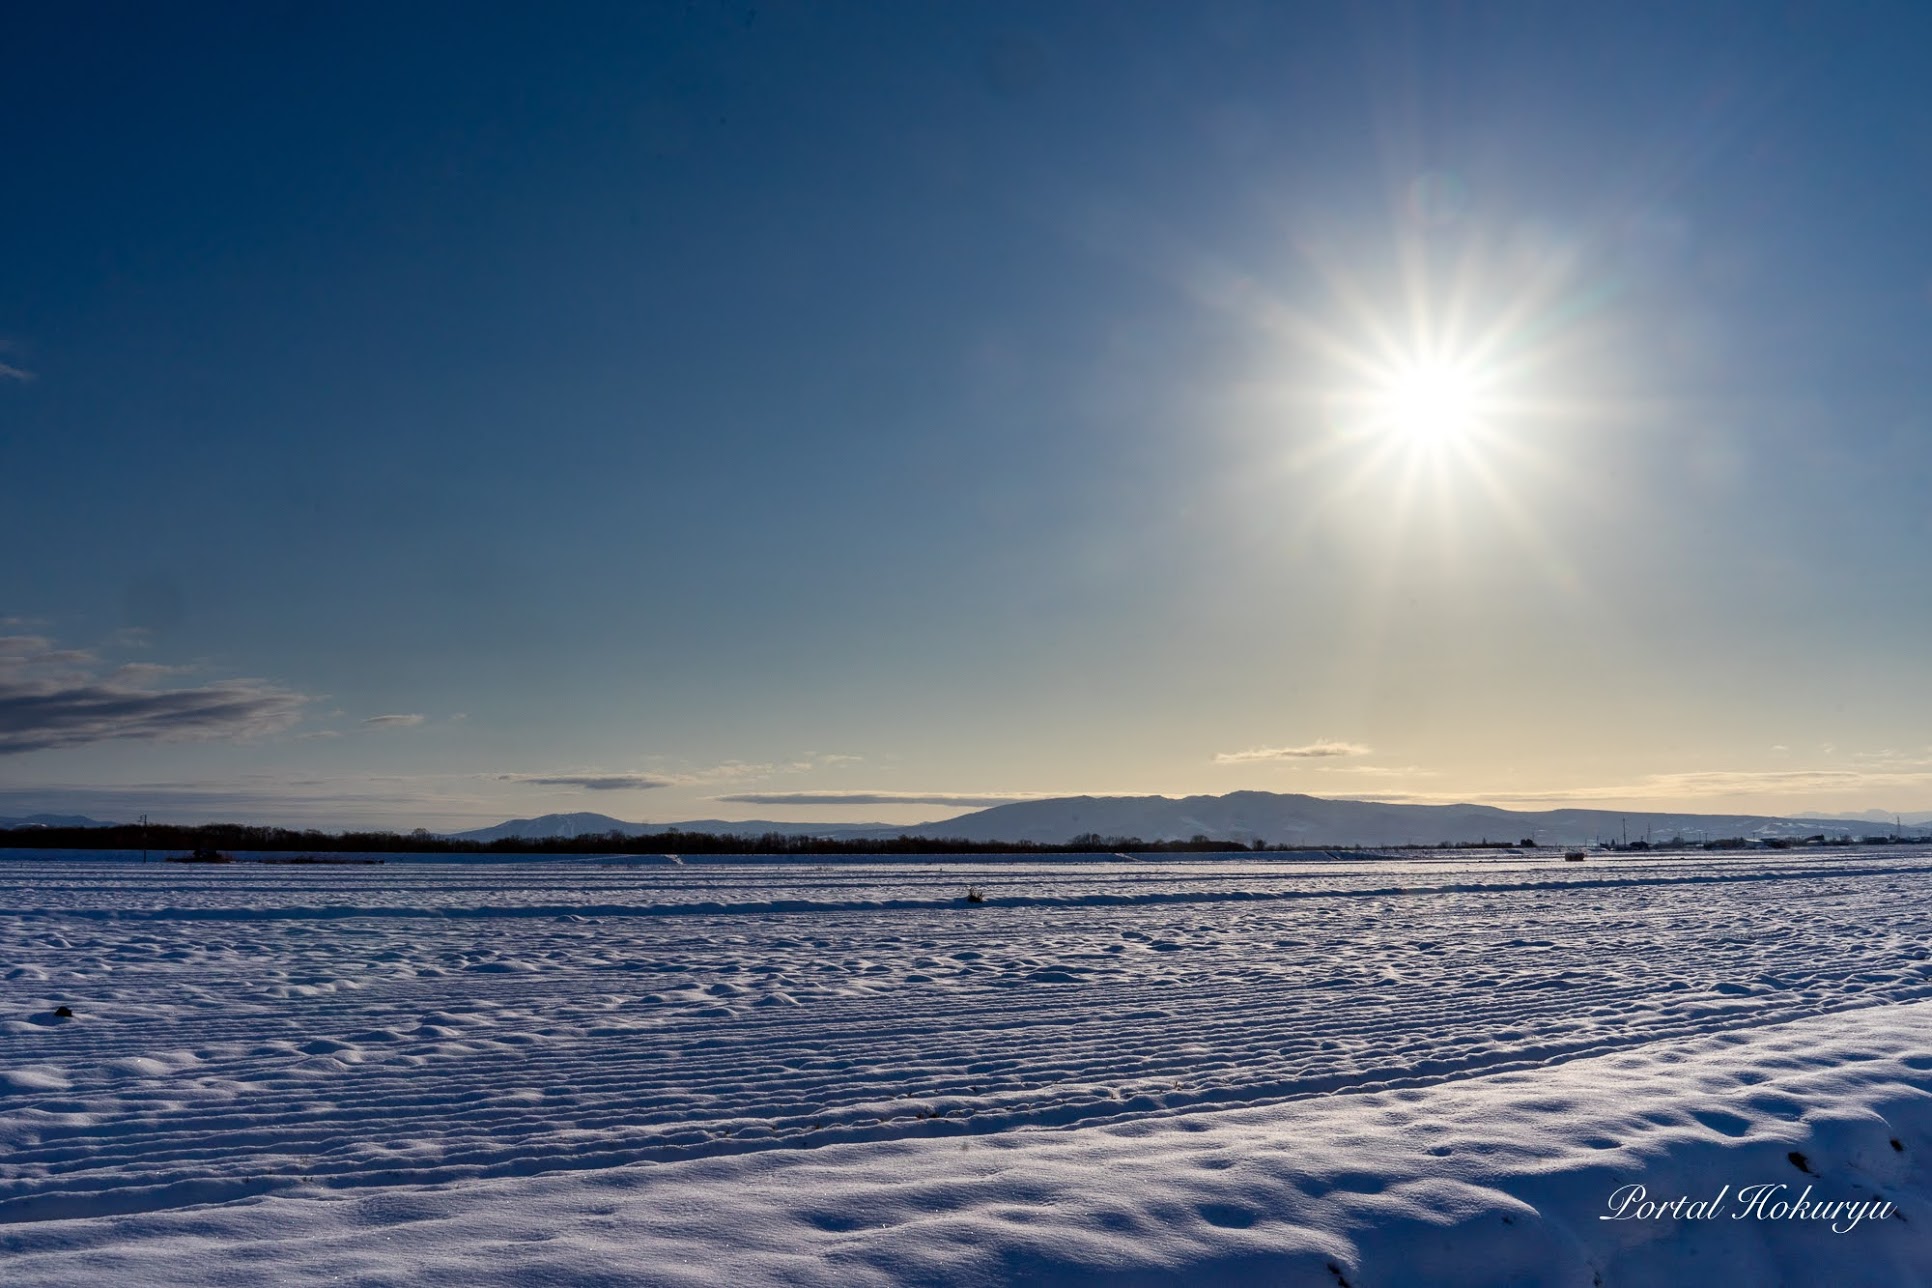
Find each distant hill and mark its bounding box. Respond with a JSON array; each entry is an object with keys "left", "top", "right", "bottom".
[
  {"left": 1794, "top": 809, "right": 1932, "bottom": 825},
  {"left": 894, "top": 791, "right": 1892, "bottom": 847},
  {"left": 449, "top": 812, "right": 904, "bottom": 843},
  {"left": 0, "top": 813, "right": 115, "bottom": 829},
  {"left": 447, "top": 795, "right": 1900, "bottom": 849},
  {"left": 449, "top": 812, "right": 655, "bottom": 842}
]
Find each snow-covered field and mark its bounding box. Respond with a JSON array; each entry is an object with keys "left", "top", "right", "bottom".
[{"left": 6, "top": 849, "right": 1932, "bottom": 1285}]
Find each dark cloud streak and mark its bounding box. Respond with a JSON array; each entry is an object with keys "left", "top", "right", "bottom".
[
  {"left": 0, "top": 634, "right": 306, "bottom": 754},
  {"left": 716, "top": 791, "right": 1039, "bottom": 807},
  {"left": 499, "top": 774, "right": 673, "bottom": 791}
]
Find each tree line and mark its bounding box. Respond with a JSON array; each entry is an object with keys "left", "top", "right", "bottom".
[{"left": 0, "top": 822, "right": 1337, "bottom": 856}]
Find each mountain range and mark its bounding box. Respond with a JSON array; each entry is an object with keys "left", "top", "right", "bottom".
[{"left": 451, "top": 793, "right": 1908, "bottom": 848}]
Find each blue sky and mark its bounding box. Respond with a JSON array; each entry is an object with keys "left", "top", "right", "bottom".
[{"left": 5, "top": 2, "right": 1932, "bottom": 828}]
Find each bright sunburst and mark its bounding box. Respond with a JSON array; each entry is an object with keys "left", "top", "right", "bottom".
[
  {"left": 1373, "top": 358, "right": 1487, "bottom": 450},
  {"left": 1214, "top": 212, "right": 1613, "bottom": 551}
]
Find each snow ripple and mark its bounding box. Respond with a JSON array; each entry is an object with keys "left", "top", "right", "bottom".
[{"left": 5, "top": 853, "right": 1932, "bottom": 1230}]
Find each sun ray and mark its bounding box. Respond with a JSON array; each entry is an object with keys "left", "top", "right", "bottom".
[{"left": 1230, "top": 218, "right": 1654, "bottom": 673}]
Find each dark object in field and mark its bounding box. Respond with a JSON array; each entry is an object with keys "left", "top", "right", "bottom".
[
  {"left": 965, "top": 886, "right": 985, "bottom": 904},
  {"left": 1565, "top": 850, "right": 1586, "bottom": 861},
  {"left": 1789, "top": 1150, "right": 1815, "bottom": 1175},
  {"left": 167, "top": 848, "right": 234, "bottom": 864},
  {"left": 53, "top": 1005, "right": 74, "bottom": 1018}
]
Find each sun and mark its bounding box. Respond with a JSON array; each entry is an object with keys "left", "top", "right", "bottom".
[{"left": 1375, "top": 359, "right": 1485, "bottom": 449}]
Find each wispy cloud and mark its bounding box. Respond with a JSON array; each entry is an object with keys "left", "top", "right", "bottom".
[
  {"left": 111, "top": 662, "right": 193, "bottom": 684},
  {"left": 0, "top": 636, "right": 306, "bottom": 754},
  {"left": 0, "top": 635, "right": 61, "bottom": 658},
  {"left": 1568, "top": 769, "right": 1932, "bottom": 800},
  {"left": 1313, "top": 763, "right": 1435, "bottom": 778},
  {"left": 632, "top": 753, "right": 872, "bottom": 788},
  {"left": 0, "top": 361, "right": 33, "bottom": 383},
  {"left": 1340, "top": 766, "right": 1932, "bottom": 808},
  {"left": 361, "top": 713, "right": 425, "bottom": 729},
  {"left": 671, "top": 759, "right": 784, "bottom": 785},
  {"left": 497, "top": 773, "right": 673, "bottom": 792},
  {"left": 0, "top": 772, "right": 519, "bottom": 830},
  {"left": 1214, "top": 740, "right": 1372, "bottom": 764},
  {"left": 715, "top": 790, "right": 1052, "bottom": 807}
]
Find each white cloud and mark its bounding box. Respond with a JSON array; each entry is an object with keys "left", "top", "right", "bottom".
[
  {"left": 1214, "top": 740, "right": 1373, "bottom": 764},
  {"left": 361, "top": 713, "right": 426, "bottom": 729}
]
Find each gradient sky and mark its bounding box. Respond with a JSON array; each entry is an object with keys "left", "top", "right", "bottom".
[{"left": 6, "top": 2, "right": 1932, "bottom": 829}]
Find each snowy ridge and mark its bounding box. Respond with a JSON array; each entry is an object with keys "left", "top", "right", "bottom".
[{"left": 7, "top": 1000, "right": 1932, "bottom": 1283}]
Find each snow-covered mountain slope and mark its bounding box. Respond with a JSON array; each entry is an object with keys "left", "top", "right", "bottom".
[
  {"left": 906, "top": 790, "right": 1886, "bottom": 846},
  {"left": 449, "top": 793, "right": 1890, "bottom": 848},
  {"left": 447, "top": 812, "right": 663, "bottom": 842}
]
